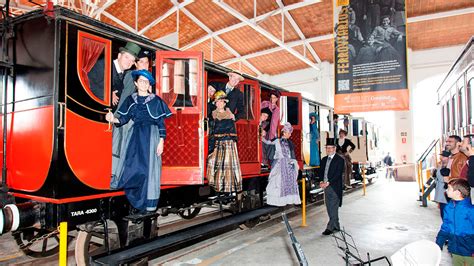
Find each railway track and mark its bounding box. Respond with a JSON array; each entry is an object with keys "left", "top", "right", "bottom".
[{"left": 0, "top": 178, "right": 376, "bottom": 265}]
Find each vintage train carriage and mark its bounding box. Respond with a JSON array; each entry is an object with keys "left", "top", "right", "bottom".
[
  {"left": 438, "top": 37, "right": 474, "bottom": 139},
  {"left": 0, "top": 6, "right": 314, "bottom": 256}
]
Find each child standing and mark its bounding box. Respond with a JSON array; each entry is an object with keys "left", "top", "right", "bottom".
[{"left": 435, "top": 178, "right": 474, "bottom": 266}]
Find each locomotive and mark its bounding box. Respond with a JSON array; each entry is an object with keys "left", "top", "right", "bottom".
[{"left": 0, "top": 6, "right": 379, "bottom": 263}]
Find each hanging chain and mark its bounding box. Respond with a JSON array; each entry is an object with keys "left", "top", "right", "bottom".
[{"left": 18, "top": 227, "right": 60, "bottom": 250}]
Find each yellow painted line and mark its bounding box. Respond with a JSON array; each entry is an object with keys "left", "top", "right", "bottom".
[{"left": 0, "top": 251, "right": 25, "bottom": 262}]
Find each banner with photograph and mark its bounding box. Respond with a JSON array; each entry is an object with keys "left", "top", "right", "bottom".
[{"left": 334, "top": 0, "right": 409, "bottom": 113}]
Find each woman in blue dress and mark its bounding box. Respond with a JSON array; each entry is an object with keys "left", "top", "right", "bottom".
[
  {"left": 309, "top": 112, "right": 320, "bottom": 166},
  {"left": 106, "top": 69, "right": 172, "bottom": 213}
]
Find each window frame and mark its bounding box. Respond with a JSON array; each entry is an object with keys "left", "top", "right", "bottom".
[{"left": 76, "top": 30, "right": 112, "bottom": 106}]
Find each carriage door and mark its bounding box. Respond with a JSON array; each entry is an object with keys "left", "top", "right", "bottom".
[
  {"left": 156, "top": 51, "right": 204, "bottom": 185},
  {"left": 236, "top": 80, "right": 261, "bottom": 176},
  {"left": 280, "top": 92, "right": 303, "bottom": 169}
]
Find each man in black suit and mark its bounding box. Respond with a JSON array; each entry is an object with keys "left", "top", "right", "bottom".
[
  {"left": 320, "top": 138, "right": 345, "bottom": 235},
  {"left": 214, "top": 71, "right": 245, "bottom": 121},
  {"left": 88, "top": 42, "right": 140, "bottom": 109}
]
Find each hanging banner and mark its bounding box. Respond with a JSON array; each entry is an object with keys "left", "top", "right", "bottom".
[{"left": 334, "top": 0, "right": 409, "bottom": 113}]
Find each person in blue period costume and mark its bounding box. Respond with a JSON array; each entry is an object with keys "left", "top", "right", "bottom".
[
  {"left": 309, "top": 112, "right": 320, "bottom": 166},
  {"left": 106, "top": 69, "right": 172, "bottom": 213}
]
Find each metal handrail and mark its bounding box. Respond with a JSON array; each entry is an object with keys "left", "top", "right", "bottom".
[
  {"left": 417, "top": 139, "right": 439, "bottom": 164},
  {"left": 416, "top": 139, "right": 440, "bottom": 203}
]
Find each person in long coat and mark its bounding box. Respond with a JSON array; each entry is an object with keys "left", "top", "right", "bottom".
[
  {"left": 309, "top": 112, "right": 320, "bottom": 166},
  {"left": 111, "top": 50, "right": 152, "bottom": 186},
  {"left": 207, "top": 90, "right": 242, "bottom": 195},
  {"left": 211, "top": 71, "right": 245, "bottom": 121},
  {"left": 262, "top": 123, "right": 301, "bottom": 206},
  {"left": 319, "top": 138, "right": 345, "bottom": 235},
  {"left": 106, "top": 69, "right": 172, "bottom": 213}
]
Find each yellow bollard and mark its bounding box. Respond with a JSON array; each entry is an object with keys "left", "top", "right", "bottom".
[
  {"left": 59, "top": 222, "right": 68, "bottom": 266},
  {"left": 426, "top": 169, "right": 431, "bottom": 201},
  {"left": 420, "top": 161, "right": 425, "bottom": 196},
  {"left": 301, "top": 177, "right": 307, "bottom": 227}
]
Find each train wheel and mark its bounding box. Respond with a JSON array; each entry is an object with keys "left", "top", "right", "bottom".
[
  {"left": 75, "top": 223, "right": 120, "bottom": 265},
  {"left": 178, "top": 207, "right": 201, "bottom": 219},
  {"left": 13, "top": 228, "right": 64, "bottom": 258}
]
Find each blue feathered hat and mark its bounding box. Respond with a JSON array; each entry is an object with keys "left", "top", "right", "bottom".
[{"left": 131, "top": 69, "right": 155, "bottom": 86}]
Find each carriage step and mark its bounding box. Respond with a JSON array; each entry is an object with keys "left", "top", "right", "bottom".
[
  {"left": 124, "top": 212, "right": 159, "bottom": 223},
  {"left": 310, "top": 188, "right": 324, "bottom": 194}
]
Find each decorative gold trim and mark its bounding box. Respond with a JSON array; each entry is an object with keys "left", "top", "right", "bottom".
[{"left": 66, "top": 95, "right": 107, "bottom": 115}]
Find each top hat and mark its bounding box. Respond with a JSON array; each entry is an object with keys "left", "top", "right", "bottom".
[
  {"left": 326, "top": 138, "right": 336, "bottom": 146},
  {"left": 439, "top": 150, "right": 451, "bottom": 157},
  {"left": 227, "top": 71, "right": 244, "bottom": 81},
  {"left": 119, "top": 42, "right": 141, "bottom": 59},
  {"left": 131, "top": 69, "right": 155, "bottom": 86}
]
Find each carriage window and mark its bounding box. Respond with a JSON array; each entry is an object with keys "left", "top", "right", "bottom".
[
  {"left": 446, "top": 100, "right": 451, "bottom": 131},
  {"left": 442, "top": 104, "right": 446, "bottom": 133},
  {"left": 352, "top": 119, "right": 360, "bottom": 136},
  {"left": 459, "top": 86, "right": 466, "bottom": 127},
  {"left": 243, "top": 84, "right": 256, "bottom": 120},
  {"left": 337, "top": 117, "right": 345, "bottom": 133},
  {"left": 286, "top": 96, "right": 299, "bottom": 126},
  {"left": 451, "top": 95, "right": 457, "bottom": 130},
  {"left": 77, "top": 31, "right": 112, "bottom": 105},
  {"left": 160, "top": 59, "right": 198, "bottom": 108},
  {"left": 469, "top": 77, "right": 474, "bottom": 125},
  {"left": 320, "top": 108, "right": 330, "bottom": 132}
]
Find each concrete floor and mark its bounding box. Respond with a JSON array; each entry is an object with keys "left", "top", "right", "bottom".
[
  {"left": 0, "top": 178, "right": 451, "bottom": 265},
  {"left": 155, "top": 179, "right": 451, "bottom": 266}
]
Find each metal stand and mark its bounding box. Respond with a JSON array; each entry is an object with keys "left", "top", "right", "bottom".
[
  {"left": 333, "top": 229, "right": 391, "bottom": 265},
  {"left": 281, "top": 212, "right": 308, "bottom": 266}
]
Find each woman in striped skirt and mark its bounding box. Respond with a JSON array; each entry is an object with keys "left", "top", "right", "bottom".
[{"left": 207, "top": 90, "right": 242, "bottom": 194}]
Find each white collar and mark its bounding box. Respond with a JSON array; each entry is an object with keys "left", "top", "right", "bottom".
[
  {"left": 113, "top": 59, "right": 124, "bottom": 74},
  {"left": 328, "top": 154, "right": 335, "bottom": 160}
]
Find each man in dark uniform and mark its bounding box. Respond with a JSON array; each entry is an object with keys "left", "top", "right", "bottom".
[
  {"left": 88, "top": 42, "right": 140, "bottom": 109},
  {"left": 319, "top": 138, "right": 345, "bottom": 235},
  {"left": 214, "top": 71, "right": 245, "bottom": 121}
]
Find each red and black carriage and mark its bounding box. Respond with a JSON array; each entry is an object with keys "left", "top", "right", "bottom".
[{"left": 0, "top": 6, "right": 324, "bottom": 262}]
